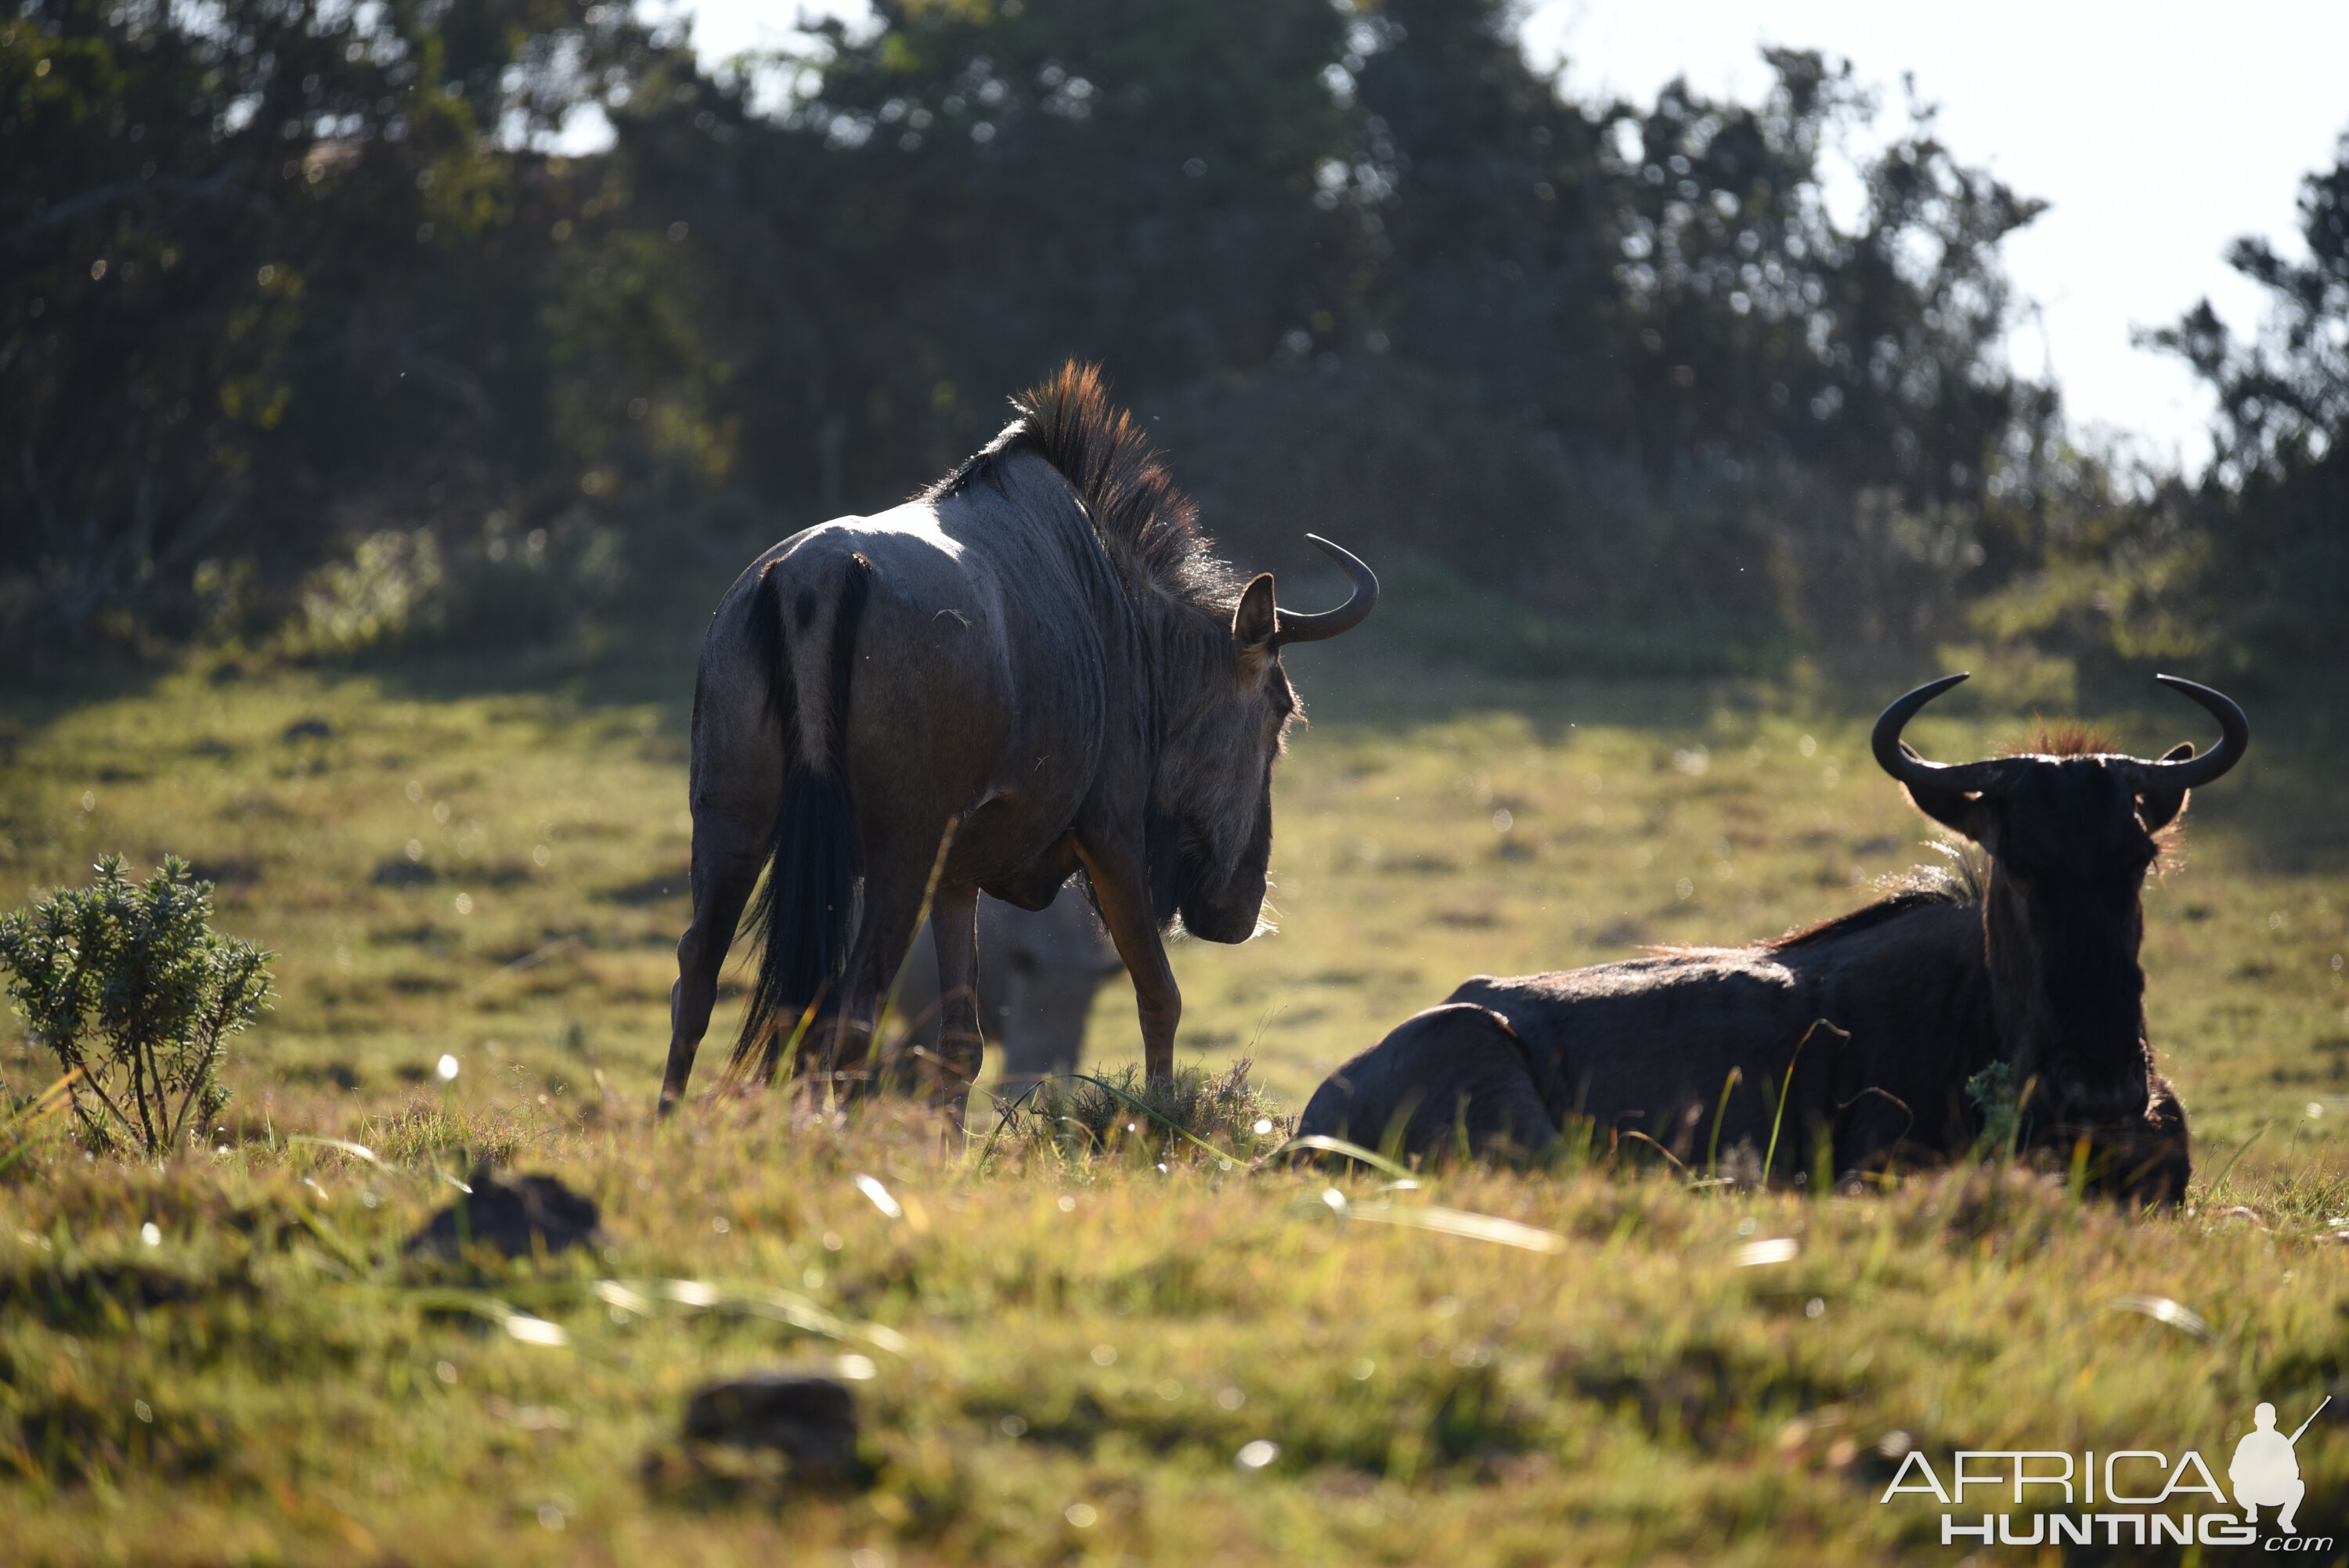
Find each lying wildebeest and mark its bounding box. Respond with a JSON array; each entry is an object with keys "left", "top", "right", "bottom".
[
  {"left": 889, "top": 881, "right": 1123, "bottom": 1093},
  {"left": 659, "top": 363, "right": 1375, "bottom": 1116},
  {"left": 1300, "top": 673, "right": 2247, "bottom": 1201}
]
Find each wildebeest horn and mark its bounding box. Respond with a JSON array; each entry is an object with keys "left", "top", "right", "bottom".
[
  {"left": 1874, "top": 671, "right": 2251, "bottom": 798},
  {"left": 2113, "top": 674, "right": 2250, "bottom": 791},
  {"left": 1871, "top": 674, "right": 2030, "bottom": 796},
  {"left": 1272, "top": 535, "right": 1379, "bottom": 645}
]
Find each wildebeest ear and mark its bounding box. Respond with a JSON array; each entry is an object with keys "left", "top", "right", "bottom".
[
  {"left": 1900, "top": 744, "right": 1990, "bottom": 839},
  {"left": 1232, "top": 574, "right": 1277, "bottom": 654},
  {"left": 2138, "top": 741, "right": 2194, "bottom": 831}
]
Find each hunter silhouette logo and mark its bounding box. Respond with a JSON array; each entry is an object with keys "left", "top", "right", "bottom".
[{"left": 2233, "top": 1398, "right": 2328, "bottom": 1534}]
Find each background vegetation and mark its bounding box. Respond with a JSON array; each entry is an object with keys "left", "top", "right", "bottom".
[
  {"left": 5, "top": 0, "right": 2343, "bottom": 690},
  {"left": 7, "top": 2, "right": 2349, "bottom": 1558},
  {"left": 4, "top": 654, "right": 2349, "bottom": 1563}
]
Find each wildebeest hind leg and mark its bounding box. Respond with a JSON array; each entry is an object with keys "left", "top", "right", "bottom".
[
  {"left": 821, "top": 838, "right": 960, "bottom": 1105},
  {"left": 926, "top": 882, "right": 984, "bottom": 1123},
  {"left": 659, "top": 806, "right": 769, "bottom": 1114}
]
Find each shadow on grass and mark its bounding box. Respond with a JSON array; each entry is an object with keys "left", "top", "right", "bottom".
[{"left": 11, "top": 532, "right": 2349, "bottom": 881}]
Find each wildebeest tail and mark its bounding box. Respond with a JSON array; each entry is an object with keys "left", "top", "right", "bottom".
[{"left": 732, "top": 555, "right": 871, "bottom": 1080}]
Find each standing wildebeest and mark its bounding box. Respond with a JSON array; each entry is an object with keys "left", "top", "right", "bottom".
[
  {"left": 658, "top": 363, "right": 1375, "bottom": 1115},
  {"left": 889, "top": 885, "right": 1124, "bottom": 1094},
  {"left": 1300, "top": 674, "right": 2247, "bottom": 1200}
]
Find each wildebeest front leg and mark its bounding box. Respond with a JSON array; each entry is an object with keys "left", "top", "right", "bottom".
[
  {"left": 1073, "top": 836, "right": 1180, "bottom": 1080},
  {"left": 926, "top": 881, "right": 984, "bottom": 1121},
  {"left": 659, "top": 806, "right": 769, "bottom": 1115}
]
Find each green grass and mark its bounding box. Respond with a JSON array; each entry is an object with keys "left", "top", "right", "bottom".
[{"left": 4, "top": 647, "right": 2349, "bottom": 1563}]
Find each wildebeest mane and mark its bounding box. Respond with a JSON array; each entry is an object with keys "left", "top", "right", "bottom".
[
  {"left": 2014, "top": 720, "right": 2116, "bottom": 758},
  {"left": 1764, "top": 845, "right": 1986, "bottom": 953},
  {"left": 926, "top": 361, "right": 1241, "bottom": 615},
  {"left": 1766, "top": 711, "right": 2197, "bottom": 959}
]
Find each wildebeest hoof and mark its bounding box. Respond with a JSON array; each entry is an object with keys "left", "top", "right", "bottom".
[
  {"left": 682, "top": 1372, "right": 868, "bottom": 1482},
  {"left": 402, "top": 1166, "right": 601, "bottom": 1261}
]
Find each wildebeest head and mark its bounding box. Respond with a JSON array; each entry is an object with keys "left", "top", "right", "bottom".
[
  {"left": 996, "top": 363, "right": 1379, "bottom": 944},
  {"left": 1873, "top": 673, "right": 2247, "bottom": 1128},
  {"left": 1150, "top": 536, "right": 1377, "bottom": 942}
]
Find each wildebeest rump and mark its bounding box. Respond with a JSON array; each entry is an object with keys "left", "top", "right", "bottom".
[
  {"left": 657, "top": 363, "right": 1376, "bottom": 1116},
  {"left": 889, "top": 884, "right": 1123, "bottom": 1092},
  {"left": 1300, "top": 674, "right": 2247, "bottom": 1201}
]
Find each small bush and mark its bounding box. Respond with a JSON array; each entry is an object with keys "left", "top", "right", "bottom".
[
  {"left": 994, "top": 1060, "right": 1294, "bottom": 1166},
  {"left": 1965, "top": 1059, "right": 2021, "bottom": 1156},
  {"left": 283, "top": 528, "right": 444, "bottom": 655},
  {"left": 0, "top": 854, "right": 272, "bottom": 1159}
]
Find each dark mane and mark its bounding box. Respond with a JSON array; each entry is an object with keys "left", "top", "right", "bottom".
[
  {"left": 925, "top": 361, "right": 1239, "bottom": 613},
  {"left": 2012, "top": 719, "right": 2118, "bottom": 758},
  {"left": 1764, "top": 849, "right": 1984, "bottom": 953},
  {"left": 2001, "top": 719, "right": 2191, "bottom": 856}
]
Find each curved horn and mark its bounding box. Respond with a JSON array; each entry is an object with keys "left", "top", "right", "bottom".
[
  {"left": 1870, "top": 673, "right": 2030, "bottom": 796},
  {"left": 2115, "top": 674, "right": 2250, "bottom": 791},
  {"left": 1272, "top": 535, "right": 1379, "bottom": 646}
]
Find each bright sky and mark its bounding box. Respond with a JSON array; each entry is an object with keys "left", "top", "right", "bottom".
[{"left": 669, "top": 1, "right": 2349, "bottom": 470}]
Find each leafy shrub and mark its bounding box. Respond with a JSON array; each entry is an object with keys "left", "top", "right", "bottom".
[
  {"left": 1965, "top": 1059, "right": 2022, "bottom": 1156},
  {"left": 284, "top": 528, "right": 446, "bottom": 655},
  {"left": 994, "top": 1060, "right": 1293, "bottom": 1166},
  {"left": 0, "top": 855, "right": 272, "bottom": 1158}
]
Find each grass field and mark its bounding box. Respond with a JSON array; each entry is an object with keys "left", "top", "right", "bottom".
[{"left": 5, "top": 640, "right": 2349, "bottom": 1564}]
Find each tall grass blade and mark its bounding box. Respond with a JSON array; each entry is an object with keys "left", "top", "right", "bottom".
[
  {"left": 974, "top": 1080, "right": 1047, "bottom": 1170},
  {"left": 287, "top": 1134, "right": 382, "bottom": 1166},
  {"left": 1617, "top": 1130, "right": 1688, "bottom": 1173},
  {"left": 1269, "top": 1134, "right": 1414, "bottom": 1181},
  {"left": 1763, "top": 1018, "right": 1846, "bottom": 1184},
  {"left": 0, "top": 1067, "right": 83, "bottom": 1176},
  {"left": 2204, "top": 1121, "right": 2269, "bottom": 1199},
  {"left": 404, "top": 1289, "right": 566, "bottom": 1344},
  {"left": 589, "top": 1277, "right": 909, "bottom": 1352},
  {"left": 1344, "top": 1202, "right": 1567, "bottom": 1254},
  {"left": 1705, "top": 1065, "right": 1741, "bottom": 1182},
  {"left": 2103, "top": 1292, "right": 2213, "bottom": 1343},
  {"left": 747, "top": 983, "right": 826, "bottom": 1101}
]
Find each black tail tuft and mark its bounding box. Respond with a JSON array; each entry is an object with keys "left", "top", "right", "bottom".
[{"left": 734, "top": 556, "right": 872, "bottom": 1080}]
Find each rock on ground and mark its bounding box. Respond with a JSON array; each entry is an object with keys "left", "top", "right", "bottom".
[
  {"left": 402, "top": 1166, "right": 601, "bottom": 1260},
  {"left": 681, "top": 1372, "right": 864, "bottom": 1478}
]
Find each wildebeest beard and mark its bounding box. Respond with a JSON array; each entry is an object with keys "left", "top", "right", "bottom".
[
  {"left": 2040, "top": 946, "right": 2152, "bottom": 1123},
  {"left": 1146, "top": 797, "right": 1272, "bottom": 943}
]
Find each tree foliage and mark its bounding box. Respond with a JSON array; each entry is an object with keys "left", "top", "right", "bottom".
[
  {"left": 2134, "top": 136, "right": 2349, "bottom": 672},
  {"left": 5, "top": 0, "right": 2336, "bottom": 681},
  {"left": 1, "top": 0, "right": 615, "bottom": 642}
]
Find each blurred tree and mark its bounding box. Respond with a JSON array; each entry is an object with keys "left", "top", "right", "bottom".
[
  {"left": 1597, "top": 53, "right": 2046, "bottom": 510},
  {"left": 593, "top": 0, "right": 1364, "bottom": 514},
  {"left": 2157, "top": 137, "right": 2349, "bottom": 481},
  {"left": 0, "top": 0, "right": 2106, "bottom": 679},
  {"left": 0, "top": 0, "right": 628, "bottom": 643},
  {"left": 2143, "top": 133, "right": 2349, "bottom": 673},
  {"left": 1216, "top": 12, "right": 2051, "bottom": 660},
  {"left": 1345, "top": 0, "right": 1617, "bottom": 431}
]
